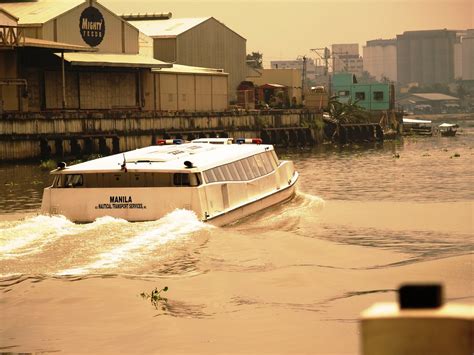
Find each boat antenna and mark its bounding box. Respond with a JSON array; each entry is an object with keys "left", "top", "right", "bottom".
[{"left": 121, "top": 154, "right": 127, "bottom": 172}]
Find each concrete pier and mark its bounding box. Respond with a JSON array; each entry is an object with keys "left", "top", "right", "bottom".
[{"left": 0, "top": 109, "right": 323, "bottom": 161}]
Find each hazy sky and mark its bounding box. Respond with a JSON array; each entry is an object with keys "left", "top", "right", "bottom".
[{"left": 102, "top": 0, "right": 473, "bottom": 67}]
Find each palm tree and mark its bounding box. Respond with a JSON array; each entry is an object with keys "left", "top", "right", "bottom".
[{"left": 328, "top": 96, "right": 370, "bottom": 124}]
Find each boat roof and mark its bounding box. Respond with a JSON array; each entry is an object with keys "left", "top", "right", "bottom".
[
  {"left": 191, "top": 138, "right": 233, "bottom": 144},
  {"left": 53, "top": 142, "right": 274, "bottom": 174},
  {"left": 403, "top": 117, "right": 432, "bottom": 124},
  {"left": 439, "top": 123, "right": 458, "bottom": 128}
]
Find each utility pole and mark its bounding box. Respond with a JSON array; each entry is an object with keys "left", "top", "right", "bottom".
[
  {"left": 297, "top": 55, "right": 308, "bottom": 102},
  {"left": 310, "top": 47, "right": 331, "bottom": 92},
  {"left": 310, "top": 47, "right": 330, "bottom": 75},
  {"left": 301, "top": 55, "right": 307, "bottom": 100}
]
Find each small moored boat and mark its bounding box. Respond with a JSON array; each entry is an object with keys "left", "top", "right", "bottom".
[
  {"left": 402, "top": 117, "right": 433, "bottom": 136},
  {"left": 40, "top": 138, "right": 299, "bottom": 226},
  {"left": 438, "top": 123, "right": 458, "bottom": 137}
]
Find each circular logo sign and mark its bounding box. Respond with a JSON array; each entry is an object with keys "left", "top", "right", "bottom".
[{"left": 79, "top": 6, "right": 105, "bottom": 47}]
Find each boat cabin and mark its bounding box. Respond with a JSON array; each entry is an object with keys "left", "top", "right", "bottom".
[{"left": 41, "top": 141, "right": 298, "bottom": 225}]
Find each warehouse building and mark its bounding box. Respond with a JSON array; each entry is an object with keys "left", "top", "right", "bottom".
[
  {"left": 128, "top": 16, "right": 246, "bottom": 102},
  {"left": 0, "top": 0, "right": 228, "bottom": 113}
]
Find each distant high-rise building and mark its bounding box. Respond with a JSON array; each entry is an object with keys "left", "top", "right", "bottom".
[
  {"left": 363, "top": 39, "right": 397, "bottom": 82},
  {"left": 331, "top": 43, "right": 363, "bottom": 77},
  {"left": 396, "top": 29, "right": 458, "bottom": 85},
  {"left": 460, "top": 29, "right": 474, "bottom": 80}
]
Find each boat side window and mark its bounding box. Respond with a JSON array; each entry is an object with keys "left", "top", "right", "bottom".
[
  {"left": 65, "top": 174, "right": 83, "bottom": 188},
  {"left": 188, "top": 173, "right": 199, "bottom": 186},
  {"left": 241, "top": 158, "right": 255, "bottom": 180},
  {"left": 254, "top": 154, "right": 268, "bottom": 176},
  {"left": 195, "top": 173, "right": 202, "bottom": 185},
  {"left": 173, "top": 173, "right": 190, "bottom": 186},
  {"left": 261, "top": 152, "right": 275, "bottom": 173},
  {"left": 234, "top": 160, "right": 248, "bottom": 181},
  {"left": 52, "top": 175, "right": 62, "bottom": 187},
  {"left": 204, "top": 169, "right": 217, "bottom": 183},
  {"left": 227, "top": 162, "right": 241, "bottom": 181},
  {"left": 265, "top": 151, "right": 278, "bottom": 170},
  {"left": 213, "top": 167, "right": 225, "bottom": 181},
  {"left": 246, "top": 156, "right": 261, "bottom": 178},
  {"left": 84, "top": 174, "right": 98, "bottom": 187},
  {"left": 220, "top": 164, "right": 233, "bottom": 181},
  {"left": 270, "top": 151, "right": 280, "bottom": 167},
  {"left": 153, "top": 173, "right": 172, "bottom": 187}
]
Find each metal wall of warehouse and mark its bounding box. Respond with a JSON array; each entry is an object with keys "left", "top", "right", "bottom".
[
  {"left": 0, "top": 51, "right": 19, "bottom": 111},
  {"left": 142, "top": 71, "right": 228, "bottom": 112},
  {"left": 0, "top": 9, "right": 20, "bottom": 111},
  {"left": 152, "top": 18, "right": 246, "bottom": 102}
]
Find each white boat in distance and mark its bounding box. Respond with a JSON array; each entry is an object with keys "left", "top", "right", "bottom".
[{"left": 41, "top": 138, "right": 299, "bottom": 226}]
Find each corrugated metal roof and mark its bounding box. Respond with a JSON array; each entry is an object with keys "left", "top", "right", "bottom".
[
  {"left": 1, "top": 0, "right": 84, "bottom": 25},
  {"left": 152, "top": 63, "right": 227, "bottom": 76},
  {"left": 56, "top": 52, "right": 172, "bottom": 68},
  {"left": 22, "top": 37, "right": 96, "bottom": 52},
  {"left": 129, "top": 17, "right": 210, "bottom": 38},
  {"left": 0, "top": 7, "right": 19, "bottom": 21},
  {"left": 412, "top": 93, "right": 460, "bottom": 101}
]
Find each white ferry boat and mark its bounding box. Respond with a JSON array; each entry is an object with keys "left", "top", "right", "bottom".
[{"left": 40, "top": 138, "right": 299, "bottom": 226}]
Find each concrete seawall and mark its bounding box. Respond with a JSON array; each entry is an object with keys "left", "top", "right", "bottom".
[{"left": 0, "top": 110, "right": 323, "bottom": 161}]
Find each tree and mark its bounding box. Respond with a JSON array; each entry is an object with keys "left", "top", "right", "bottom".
[
  {"left": 246, "top": 52, "right": 263, "bottom": 69},
  {"left": 328, "top": 96, "right": 370, "bottom": 124}
]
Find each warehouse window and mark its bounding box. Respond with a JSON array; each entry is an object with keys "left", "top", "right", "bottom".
[
  {"left": 355, "top": 92, "right": 366, "bottom": 100},
  {"left": 338, "top": 90, "right": 350, "bottom": 97},
  {"left": 373, "top": 91, "right": 384, "bottom": 101}
]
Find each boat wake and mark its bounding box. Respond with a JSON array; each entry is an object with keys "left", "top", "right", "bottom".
[
  {"left": 228, "top": 192, "right": 325, "bottom": 232},
  {"left": 0, "top": 209, "right": 211, "bottom": 277}
]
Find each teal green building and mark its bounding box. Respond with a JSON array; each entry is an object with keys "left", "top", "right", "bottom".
[{"left": 331, "top": 73, "right": 394, "bottom": 111}]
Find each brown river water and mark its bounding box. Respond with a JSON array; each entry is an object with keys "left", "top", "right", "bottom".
[{"left": 0, "top": 121, "right": 473, "bottom": 354}]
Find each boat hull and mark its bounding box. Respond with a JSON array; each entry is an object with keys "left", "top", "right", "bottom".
[{"left": 206, "top": 172, "right": 298, "bottom": 226}]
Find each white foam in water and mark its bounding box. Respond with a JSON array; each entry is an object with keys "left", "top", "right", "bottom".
[
  {"left": 297, "top": 192, "right": 326, "bottom": 207},
  {"left": 0, "top": 215, "right": 75, "bottom": 258},
  {"left": 0, "top": 214, "right": 129, "bottom": 260},
  {"left": 58, "top": 209, "right": 209, "bottom": 275},
  {"left": 268, "top": 192, "right": 325, "bottom": 219}
]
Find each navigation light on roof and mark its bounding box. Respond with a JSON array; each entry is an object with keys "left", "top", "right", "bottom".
[
  {"left": 236, "top": 138, "right": 262, "bottom": 145},
  {"left": 156, "top": 139, "right": 184, "bottom": 145}
]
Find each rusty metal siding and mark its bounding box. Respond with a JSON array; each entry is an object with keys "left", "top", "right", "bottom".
[
  {"left": 153, "top": 38, "right": 176, "bottom": 63},
  {"left": 79, "top": 72, "right": 136, "bottom": 109},
  {"left": 212, "top": 76, "right": 228, "bottom": 110},
  {"left": 159, "top": 73, "right": 178, "bottom": 111},
  {"left": 0, "top": 51, "right": 19, "bottom": 111},
  {"left": 22, "top": 26, "right": 42, "bottom": 39},
  {"left": 177, "top": 75, "right": 195, "bottom": 111},
  {"left": 195, "top": 75, "right": 212, "bottom": 111},
  {"left": 176, "top": 18, "right": 245, "bottom": 102},
  {"left": 141, "top": 70, "right": 154, "bottom": 111},
  {"left": 44, "top": 71, "right": 79, "bottom": 109}
]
